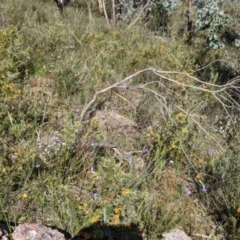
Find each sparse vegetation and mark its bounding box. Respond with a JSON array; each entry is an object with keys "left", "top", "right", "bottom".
[{"left": 0, "top": 0, "right": 240, "bottom": 239}]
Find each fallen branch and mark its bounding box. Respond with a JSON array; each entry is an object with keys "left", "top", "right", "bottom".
[{"left": 80, "top": 67, "right": 240, "bottom": 121}]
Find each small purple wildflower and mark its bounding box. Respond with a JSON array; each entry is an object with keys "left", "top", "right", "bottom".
[
  {"left": 90, "top": 166, "right": 97, "bottom": 173},
  {"left": 202, "top": 186, "right": 207, "bottom": 193},
  {"left": 185, "top": 188, "right": 192, "bottom": 196},
  {"left": 143, "top": 148, "right": 150, "bottom": 154},
  {"left": 92, "top": 192, "right": 98, "bottom": 199}
]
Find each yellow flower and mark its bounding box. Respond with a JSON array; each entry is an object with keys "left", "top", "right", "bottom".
[
  {"left": 22, "top": 193, "right": 28, "bottom": 199},
  {"left": 110, "top": 215, "right": 120, "bottom": 225},
  {"left": 1, "top": 167, "right": 7, "bottom": 173},
  {"left": 146, "top": 131, "right": 154, "bottom": 137},
  {"left": 198, "top": 158, "right": 204, "bottom": 164},
  {"left": 176, "top": 112, "right": 185, "bottom": 120},
  {"left": 91, "top": 216, "right": 100, "bottom": 223},
  {"left": 114, "top": 207, "right": 121, "bottom": 214},
  {"left": 83, "top": 203, "right": 88, "bottom": 207},
  {"left": 170, "top": 143, "right": 176, "bottom": 150},
  {"left": 237, "top": 207, "right": 240, "bottom": 214},
  {"left": 195, "top": 174, "right": 201, "bottom": 179},
  {"left": 122, "top": 188, "right": 131, "bottom": 195},
  {"left": 78, "top": 205, "right": 83, "bottom": 210}
]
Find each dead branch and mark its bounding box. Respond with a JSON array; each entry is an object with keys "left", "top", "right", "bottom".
[{"left": 80, "top": 67, "right": 239, "bottom": 121}]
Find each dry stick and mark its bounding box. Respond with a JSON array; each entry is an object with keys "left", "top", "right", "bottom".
[
  {"left": 79, "top": 68, "right": 154, "bottom": 121},
  {"left": 97, "top": 0, "right": 104, "bottom": 13},
  {"left": 86, "top": 0, "right": 94, "bottom": 24},
  {"left": 127, "top": 0, "right": 151, "bottom": 29},
  {"left": 152, "top": 69, "right": 229, "bottom": 90},
  {"left": 102, "top": 0, "right": 111, "bottom": 28},
  {"left": 112, "top": 0, "right": 116, "bottom": 24}
]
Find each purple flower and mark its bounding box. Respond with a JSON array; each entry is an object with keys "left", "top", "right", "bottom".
[
  {"left": 92, "top": 192, "right": 98, "bottom": 199},
  {"left": 202, "top": 186, "right": 207, "bottom": 193},
  {"left": 185, "top": 188, "right": 192, "bottom": 196},
  {"left": 143, "top": 148, "right": 149, "bottom": 154},
  {"left": 90, "top": 166, "right": 97, "bottom": 173}
]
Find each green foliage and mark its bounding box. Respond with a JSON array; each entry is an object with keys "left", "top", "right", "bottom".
[
  {"left": 0, "top": 27, "right": 30, "bottom": 86},
  {"left": 0, "top": 0, "right": 240, "bottom": 239},
  {"left": 194, "top": 0, "right": 231, "bottom": 49},
  {"left": 145, "top": 0, "right": 180, "bottom": 34}
]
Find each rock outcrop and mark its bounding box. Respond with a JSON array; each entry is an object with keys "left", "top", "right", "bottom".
[
  {"left": 12, "top": 223, "right": 67, "bottom": 240},
  {"left": 162, "top": 228, "right": 192, "bottom": 240}
]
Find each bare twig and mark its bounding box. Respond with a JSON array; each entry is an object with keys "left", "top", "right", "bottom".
[
  {"left": 79, "top": 68, "right": 154, "bottom": 120},
  {"left": 102, "top": 0, "right": 111, "bottom": 27}
]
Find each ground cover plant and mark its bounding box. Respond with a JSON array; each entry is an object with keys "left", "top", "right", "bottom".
[{"left": 1, "top": 0, "right": 240, "bottom": 239}]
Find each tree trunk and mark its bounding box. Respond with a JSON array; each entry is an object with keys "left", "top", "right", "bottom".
[
  {"left": 186, "top": 0, "right": 193, "bottom": 44},
  {"left": 97, "top": 0, "right": 104, "bottom": 13}
]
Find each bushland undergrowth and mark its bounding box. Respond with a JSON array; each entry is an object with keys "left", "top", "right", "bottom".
[{"left": 1, "top": 0, "right": 240, "bottom": 239}]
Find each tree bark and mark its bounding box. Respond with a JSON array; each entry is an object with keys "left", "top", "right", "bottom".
[{"left": 186, "top": 0, "right": 193, "bottom": 44}]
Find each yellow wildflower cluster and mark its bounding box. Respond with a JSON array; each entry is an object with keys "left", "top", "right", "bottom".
[
  {"left": 91, "top": 215, "right": 100, "bottom": 223},
  {"left": 78, "top": 202, "right": 88, "bottom": 211},
  {"left": 1, "top": 82, "right": 21, "bottom": 100},
  {"left": 122, "top": 188, "right": 131, "bottom": 195},
  {"left": 113, "top": 207, "right": 122, "bottom": 214},
  {"left": 110, "top": 206, "right": 125, "bottom": 226},
  {"left": 110, "top": 214, "right": 120, "bottom": 226}
]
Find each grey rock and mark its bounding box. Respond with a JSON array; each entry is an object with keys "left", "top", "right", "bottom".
[
  {"left": 162, "top": 228, "right": 192, "bottom": 240},
  {"left": 12, "top": 223, "right": 67, "bottom": 240}
]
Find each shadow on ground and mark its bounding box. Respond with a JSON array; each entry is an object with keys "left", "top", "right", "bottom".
[{"left": 70, "top": 222, "right": 143, "bottom": 240}]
